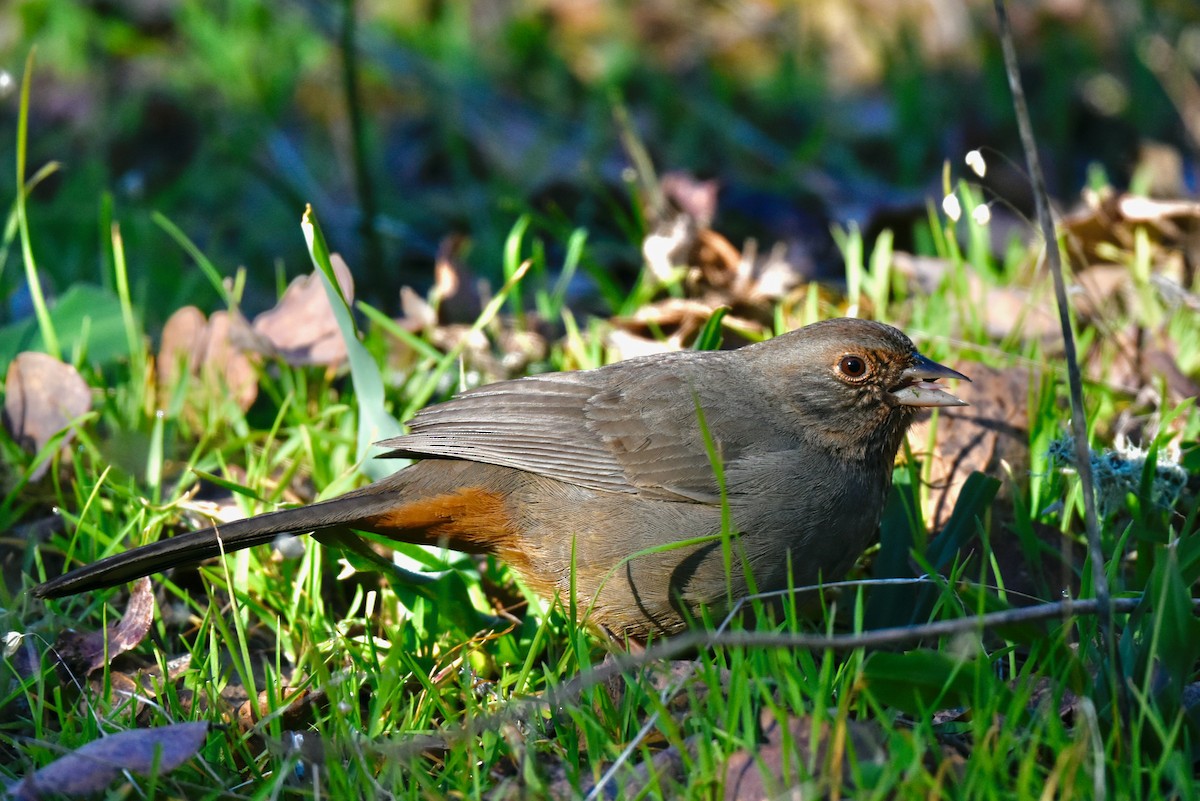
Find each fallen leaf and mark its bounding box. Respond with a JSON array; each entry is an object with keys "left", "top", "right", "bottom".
[
  {"left": 642, "top": 209, "right": 698, "bottom": 284},
  {"left": 236, "top": 686, "right": 322, "bottom": 733},
  {"left": 1072, "top": 264, "right": 1131, "bottom": 321},
  {"left": 433, "top": 233, "right": 483, "bottom": 324},
  {"left": 916, "top": 364, "right": 1031, "bottom": 533},
  {"left": 892, "top": 253, "right": 1060, "bottom": 341},
  {"left": 1090, "top": 324, "right": 1200, "bottom": 408},
  {"left": 1026, "top": 676, "right": 1080, "bottom": 724},
  {"left": 251, "top": 253, "right": 355, "bottom": 366},
  {"left": 10, "top": 721, "right": 209, "bottom": 799},
  {"left": 611, "top": 298, "right": 761, "bottom": 353},
  {"left": 636, "top": 170, "right": 805, "bottom": 335},
  {"left": 722, "top": 710, "right": 886, "bottom": 800},
  {"left": 398, "top": 286, "right": 438, "bottom": 332},
  {"left": 662, "top": 171, "right": 719, "bottom": 228},
  {"left": 1061, "top": 188, "right": 1200, "bottom": 270},
  {"left": 414, "top": 322, "right": 549, "bottom": 383},
  {"left": 54, "top": 578, "right": 155, "bottom": 677},
  {"left": 603, "top": 327, "right": 679, "bottom": 361},
  {"left": 157, "top": 306, "right": 259, "bottom": 424},
  {"left": 157, "top": 305, "right": 207, "bottom": 384},
  {"left": 2, "top": 352, "right": 92, "bottom": 480},
  {"left": 87, "top": 670, "right": 148, "bottom": 715}
]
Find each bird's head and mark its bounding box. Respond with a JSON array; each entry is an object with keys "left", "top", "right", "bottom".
[{"left": 748, "top": 318, "right": 969, "bottom": 460}]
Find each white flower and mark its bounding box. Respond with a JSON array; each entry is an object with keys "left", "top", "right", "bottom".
[
  {"left": 965, "top": 149, "right": 987, "bottom": 178},
  {"left": 942, "top": 193, "right": 962, "bottom": 222}
]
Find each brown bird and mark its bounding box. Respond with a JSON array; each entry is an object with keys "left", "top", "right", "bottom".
[{"left": 32, "top": 318, "right": 967, "bottom": 637}]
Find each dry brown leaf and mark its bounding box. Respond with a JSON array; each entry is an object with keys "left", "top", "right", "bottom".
[
  {"left": 598, "top": 658, "right": 719, "bottom": 716},
  {"left": 157, "top": 305, "right": 207, "bottom": 385},
  {"left": 2, "top": 352, "right": 92, "bottom": 480},
  {"left": 1072, "top": 264, "right": 1131, "bottom": 321},
  {"left": 603, "top": 327, "right": 679, "bottom": 361},
  {"left": 1026, "top": 676, "right": 1081, "bottom": 724},
  {"left": 642, "top": 209, "right": 699, "bottom": 284},
  {"left": 892, "top": 253, "right": 1060, "bottom": 341},
  {"left": 433, "top": 233, "right": 483, "bottom": 323},
  {"left": 250, "top": 253, "right": 355, "bottom": 366},
  {"left": 87, "top": 670, "right": 149, "bottom": 716},
  {"left": 236, "top": 686, "right": 321, "bottom": 733},
  {"left": 398, "top": 285, "right": 438, "bottom": 332},
  {"left": 915, "top": 365, "right": 1080, "bottom": 600},
  {"left": 610, "top": 297, "right": 762, "bottom": 354},
  {"left": 9, "top": 721, "right": 209, "bottom": 799},
  {"left": 1092, "top": 324, "right": 1200, "bottom": 407},
  {"left": 722, "top": 710, "right": 886, "bottom": 800},
  {"left": 662, "top": 171, "right": 719, "bottom": 228},
  {"left": 916, "top": 364, "right": 1031, "bottom": 533},
  {"left": 416, "top": 322, "right": 548, "bottom": 382},
  {"left": 205, "top": 311, "right": 260, "bottom": 402},
  {"left": 54, "top": 578, "right": 156, "bottom": 676},
  {"left": 157, "top": 305, "right": 259, "bottom": 422},
  {"left": 636, "top": 171, "right": 805, "bottom": 335},
  {"left": 1061, "top": 188, "right": 1200, "bottom": 270}
]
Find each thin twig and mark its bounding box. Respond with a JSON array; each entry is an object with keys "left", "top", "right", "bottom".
[
  {"left": 991, "top": 0, "right": 1115, "bottom": 678},
  {"left": 366, "top": 596, "right": 1144, "bottom": 761}
]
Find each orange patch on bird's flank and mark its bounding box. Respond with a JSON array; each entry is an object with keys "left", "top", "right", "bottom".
[
  {"left": 363, "top": 487, "right": 562, "bottom": 602},
  {"left": 363, "top": 487, "right": 515, "bottom": 549}
]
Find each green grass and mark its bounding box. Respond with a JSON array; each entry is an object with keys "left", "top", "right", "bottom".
[
  {"left": 5, "top": 167, "right": 1198, "bottom": 798},
  {"left": 4, "top": 4, "right": 1200, "bottom": 798}
]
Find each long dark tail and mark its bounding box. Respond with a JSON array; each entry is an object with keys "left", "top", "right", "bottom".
[{"left": 31, "top": 487, "right": 404, "bottom": 599}]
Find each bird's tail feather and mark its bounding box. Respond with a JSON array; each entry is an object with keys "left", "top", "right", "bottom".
[{"left": 31, "top": 488, "right": 403, "bottom": 599}]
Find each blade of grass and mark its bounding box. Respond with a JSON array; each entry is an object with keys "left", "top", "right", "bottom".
[
  {"left": 503, "top": 214, "right": 531, "bottom": 328},
  {"left": 301, "top": 205, "right": 403, "bottom": 481},
  {"left": 15, "top": 49, "right": 59, "bottom": 359},
  {"left": 152, "top": 212, "right": 237, "bottom": 308},
  {"left": 110, "top": 223, "right": 145, "bottom": 388},
  {"left": 0, "top": 161, "right": 58, "bottom": 293}
]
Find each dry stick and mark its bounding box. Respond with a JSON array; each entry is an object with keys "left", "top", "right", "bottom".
[
  {"left": 368, "top": 597, "right": 1143, "bottom": 762},
  {"left": 991, "top": 1, "right": 1114, "bottom": 659}
]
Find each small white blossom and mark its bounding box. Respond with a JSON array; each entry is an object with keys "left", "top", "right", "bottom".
[
  {"left": 971, "top": 204, "right": 991, "bottom": 226},
  {"left": 942, "top": 193, "right": 962, "bottom": 222},
  {"left": 965, "top": 149, "right": 987, "bottom": 178}
]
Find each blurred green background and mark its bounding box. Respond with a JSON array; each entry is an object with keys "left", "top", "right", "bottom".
[{"left": 3, "top": 0, "right": 1196, "bottom": 323}]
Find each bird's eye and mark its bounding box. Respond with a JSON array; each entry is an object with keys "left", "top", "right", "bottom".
[{"left": 838, "top": 355, "right": 869, "bottom": 379}]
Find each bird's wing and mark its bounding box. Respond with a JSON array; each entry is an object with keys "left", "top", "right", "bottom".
[{"left": 377, "top": 361, "right": 736, "bottom": 503}]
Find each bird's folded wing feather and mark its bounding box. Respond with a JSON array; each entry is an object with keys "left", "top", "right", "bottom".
[{"left": 377, "top": 365, "right": 734, "bottom": 503}]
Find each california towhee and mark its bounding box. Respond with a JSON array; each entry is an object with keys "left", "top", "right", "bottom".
[{"left": 32, "top": 318, "right": 967, "bottom": 636}]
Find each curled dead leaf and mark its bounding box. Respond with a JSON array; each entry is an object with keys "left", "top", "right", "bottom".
[
  {"left": 1062, "top": 188, "right": 1200, "bottom": 270},
  {"left": 53, "top": 577, "right": 156, "bottom": 677},
  {"left": 1093, "top": 324, "right": 1200, "bottom": 409},
  {"left": 158, "top": 306, "right": 259, "bottom": 424},
  {"left": 2, "top": 352, "right": 92, "bottom": 480},
  {"left": 892, "top": 253, "right": 1061, "bottom": 341},
  {"left": 236, "top": 686, "right": 321, "bottom": 733},
  {"left": 250, "top": 253, "right": 355, "bottom": 366},
  {"left": 637, "top": 171, "right": 807, "bottom": 333}
]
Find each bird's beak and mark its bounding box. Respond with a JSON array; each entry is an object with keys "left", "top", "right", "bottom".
[{"left": 890, "top": 354, "right": 970, "bottom": 408}]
